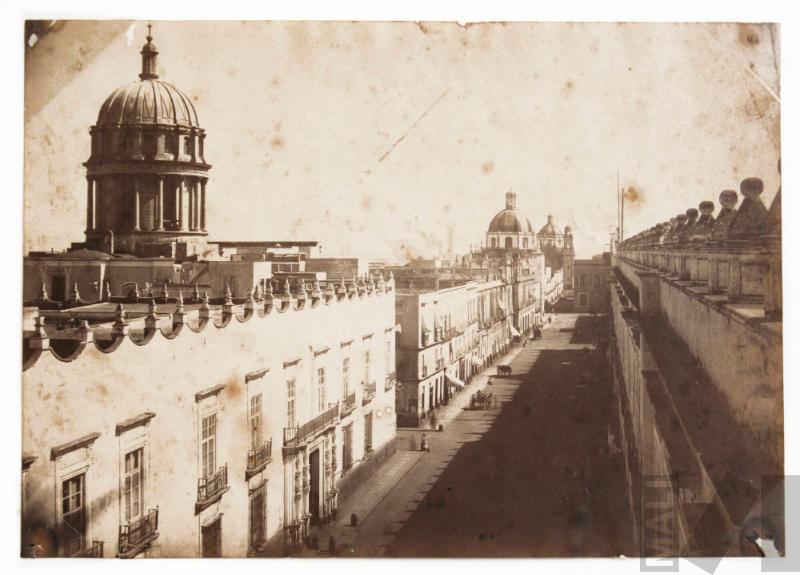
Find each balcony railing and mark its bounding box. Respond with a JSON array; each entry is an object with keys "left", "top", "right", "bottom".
[
  {"left": 283, "top": 402, "right": 340, "bottom": 447},
  {"left": 119, "top": 508, "right": 158, "bottom": 558},
  {"left": 246, "top": 440, "right": 273, "bottom": 479},
  {"left": 385, "top": 372, "right": 396, "bottom": 391},
  {"left": 197, "top": 465, "right": 229, "bottom": 511},
  {"left": 76, "top": 540, "right": 104, "bottom": 558},
  {"left": 342, "top": 392, "right": 357, "bottom": 414},
  {"left": 362, "top": 381, "right": 377, "bottom": 404}
]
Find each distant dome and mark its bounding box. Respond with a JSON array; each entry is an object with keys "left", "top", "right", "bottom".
[
  {"left": 539, "top": 215, "right": 562, "bottom": 237},
  {"left": 488, "top": 209, "right": 534, "bottom": 233},
  {"left": 96, "top": 80, "right": 199, "bottom": 127},
  {"left": 487, "top": 191, "right": 534, "bottom": 233}
]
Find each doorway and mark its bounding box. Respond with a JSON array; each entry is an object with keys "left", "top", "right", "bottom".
[
  {"left": 51, "top": 275, "right": 66, "bottom": 302},
  {"left": 201, "top": 516, "right": 222, "bottom": 557},
  {"left": 309, "top": 449, "right": 320, "bottom": 526}
]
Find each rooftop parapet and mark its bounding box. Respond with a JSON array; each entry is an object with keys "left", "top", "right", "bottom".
[
  {"left": 617, "top": 165, "right": 781, "bottom": 318},
  {"left": 22, "top": 274, "right": 395, "bottom": 370}
]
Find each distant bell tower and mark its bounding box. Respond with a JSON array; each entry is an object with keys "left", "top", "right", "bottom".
[{"left": 83, "top": 23, "right": 211, "bottom": 259}]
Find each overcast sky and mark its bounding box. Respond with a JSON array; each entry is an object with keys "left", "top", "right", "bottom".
[{"left": 24, "top": 20, "right": 780, "bottom": 259}]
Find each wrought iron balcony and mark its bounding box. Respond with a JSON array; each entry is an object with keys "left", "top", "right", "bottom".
[
  {"left": 283, "top": 402, "right": 340, "bottom": 448},
  {"left": 342, "top": 391, "right": 357, "bottom": 415},
  {"left": 196, "top": 465, "right": 229, "bottom": 513},
  {"left": 76, "top": 540, "right": 104, "bottom": 558},
  {"left": 384, "top": 372, "right": 396, "bottom": 391},
  {"left": 362, "top": 381, "right": 377, "bottom": 404},
  {"left": 246, "top": 440, "right": 273, "bottom": 480},
  {"left": 119, "top": 508, "right": 158, "bottom": 558}
]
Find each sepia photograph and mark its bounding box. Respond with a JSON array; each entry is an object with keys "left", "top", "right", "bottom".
[{"left": 12, "top": 4, "right": 794, "bottom": 571}]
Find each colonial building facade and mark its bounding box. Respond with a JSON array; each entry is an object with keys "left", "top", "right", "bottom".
[
  {"left": 21, "top": 30, "right": 397, "bottom": 558},
  {"left": 394, "top": 279, "right": 511, "bottom": 427}
]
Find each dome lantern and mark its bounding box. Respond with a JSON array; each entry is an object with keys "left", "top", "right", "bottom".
[{"left": 139, "top": 23, "right": 159, "bottom": 80}]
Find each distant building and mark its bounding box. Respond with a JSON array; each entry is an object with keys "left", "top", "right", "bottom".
[
  {"left": 572, "top": 254, "right": 611, "bottom": 312},
  {"left": 394, "top": 280, "right": 511, "bottom": 427}
]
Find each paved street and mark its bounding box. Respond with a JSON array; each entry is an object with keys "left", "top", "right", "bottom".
[{"left": 318, "top": 313, "right": 635, "bottom": 557}]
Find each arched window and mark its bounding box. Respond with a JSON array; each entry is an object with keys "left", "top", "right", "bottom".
[
  {"left": 490, "top": 237, "right": 498, "bottom": 248},
  {"left": 183, "top": 136, "right": 192, "bottom": 156},
  {"left": 164, "top": 134, "right": 175, "bottom": 156},
  {"left": 504, "top": 237, "right": 513, "bottom": 249},
  {"left": 523, "top": 237, "right": 529, "bottom": 249},
  {"left": 579, "top": 273, "right": 587, "bottom": 288}
]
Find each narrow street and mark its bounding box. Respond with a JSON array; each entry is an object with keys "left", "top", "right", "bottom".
[{"left": 324, "top": 313, "right": 634, "bottom": 557}]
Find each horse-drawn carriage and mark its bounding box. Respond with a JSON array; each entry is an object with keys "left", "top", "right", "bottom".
[
  {"left": 496, "top": 364, "right": 512, "bottom": 376},
  {"left": 470, "top": 389, "right": 493, "bottom": 409}
]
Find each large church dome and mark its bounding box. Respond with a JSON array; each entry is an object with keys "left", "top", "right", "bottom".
[
  {"left": 97, "top": 79, "right": 199, "bottom": 127},
  {"left": 487, "top": 192, "right": 533, "bottom": 233}
]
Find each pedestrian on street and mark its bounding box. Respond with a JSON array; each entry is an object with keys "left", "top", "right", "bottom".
[{"left": 420, "top": 433, "right": 430, "bottom": 452}]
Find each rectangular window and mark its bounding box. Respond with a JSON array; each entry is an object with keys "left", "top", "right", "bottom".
[
  {"left": 249, "top": 483, "right": 266, "bottom": 551},
  {"left": 342, "top": 358, "right": 350, "bottom": 397},
  {"left": 579, "top": 273, "right": 587, "bottom": 288},
  {"left": 364, "top": 412, "right": 373, "bottom": 453},
  {"left": 201, "top": 414, "right": 217, "bottom": 479},
  {"left": 124, "top": 448, "right": 144, "bottom": 522},
  {"left": 317, "top": 368, "right": 326, "bottom": 413},
  {"left": 249, "top": 394, "right": 262, "bottom": 450},
  {"left": 287, "top": 378, "right": 296, "bottom": 428},
  {"left": 61, "top": 473, "right": 87, "bottom": 556}
]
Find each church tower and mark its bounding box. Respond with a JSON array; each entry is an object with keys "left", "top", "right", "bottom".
[{"left": 83, "top": 25, "right": 211, "bottom": 259}]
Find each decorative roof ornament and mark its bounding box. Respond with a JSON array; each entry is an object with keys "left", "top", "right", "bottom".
[
  {"left": 193, "top": 283, "right": 201, "bottom": 301},
  {"left": 161, "top": 282, "right": 169, "bottom": 301},
  {"left": 147, "top": 299, "right": 158, "bottom": 320},
  {"left": 730, "top": 177, "right": 769, "bottom": 238},
  {"left": 710, "top": 190, "right": 739, "bottom": 240},
  {"left": 104, "top": 281, "right": 112, "bottom": 301},
  {"left": 37, "top": 282, "right": 50, "bottom": 302},
  {"left": 175, "top": 290, "right": 185, "bottom": 315},
  {"left": 264, "top": 280, "right": 273, "bottom": 298},
  {"left": 223, "top": 284, "right": 233, "bottom": 306},
  {"left": 312, "top": 279, "right": 322, "bottom": 297},
  {"left": 690, "top": 201, "right": 715, "bottom": 241},
  {"left": 200, "top": 290, "right": 210, "bottom": 312},
  {"left": 69, "top": 282, "right": 82, "bottom": 304},
  {"left": 253, "top": 282, "right": 262, "bottom": 301},
  {"left": 115, "top": 303, "right": 126, "bottom": 324},
  {"left": 283, "top": 279, "right": 292, "bottom": 297}
]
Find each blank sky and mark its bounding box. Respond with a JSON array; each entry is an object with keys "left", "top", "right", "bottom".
[{"left": 24, "top": 20, "right": 780, "bottom": 259}]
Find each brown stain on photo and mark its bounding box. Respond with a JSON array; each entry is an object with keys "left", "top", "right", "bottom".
[{"left": 623, "top": 186, "right": 641, "bottom": 203}]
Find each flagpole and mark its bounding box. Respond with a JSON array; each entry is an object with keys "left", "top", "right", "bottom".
[{"left": 618, "top": 171, "right": 624, "bottom": 242}]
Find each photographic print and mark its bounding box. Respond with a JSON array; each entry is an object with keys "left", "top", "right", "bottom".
[{"left": 20, "top": 19, "right": 783, "bottom": 561}]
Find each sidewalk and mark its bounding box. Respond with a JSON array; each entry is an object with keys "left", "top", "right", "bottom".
[{"left": 296, "top": 449, "right": 422, "bottom": 556}]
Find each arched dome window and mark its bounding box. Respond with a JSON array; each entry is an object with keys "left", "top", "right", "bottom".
[
  {"left": 523, "top": 237, "right": 529, "bottom": 249},
  {"left": 491, "top": 237, "right": 497, "bottom": 248},
  {"left": 504, "top": 237, "right": 513, "bottom": 249}
]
